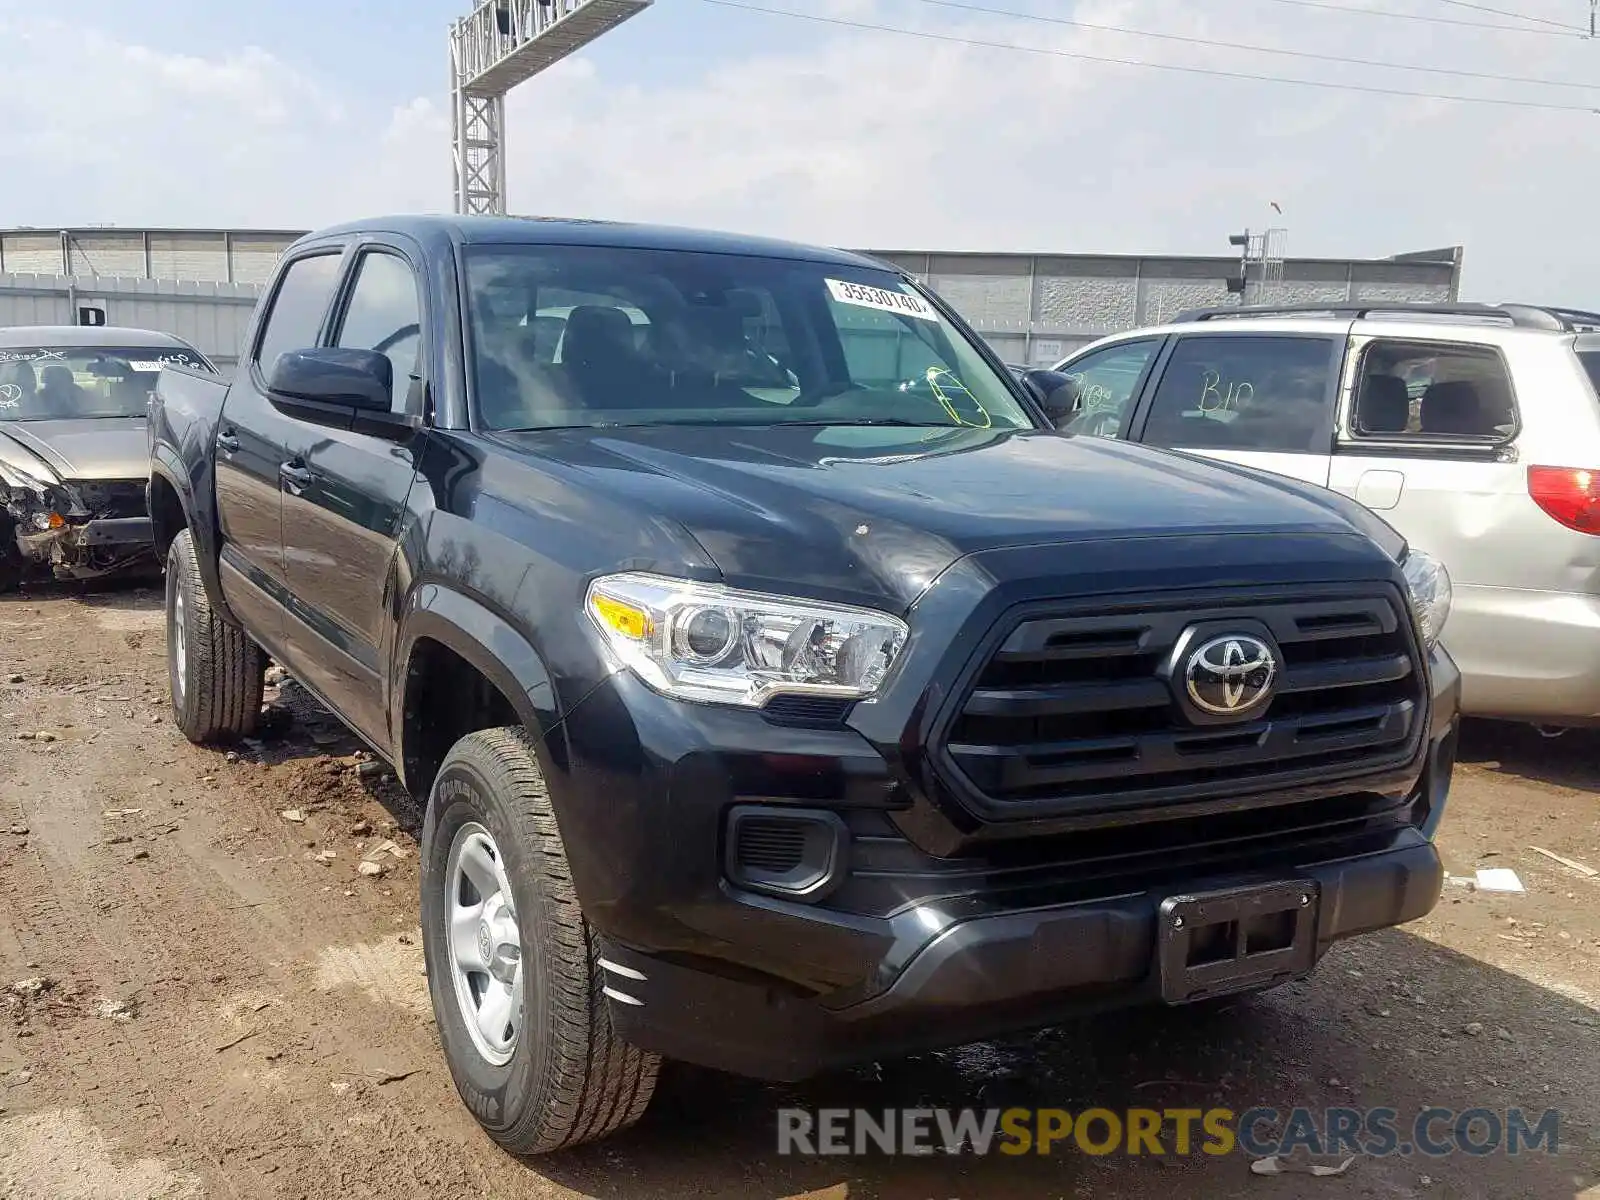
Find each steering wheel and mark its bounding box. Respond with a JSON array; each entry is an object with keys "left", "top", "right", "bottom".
[
  {"left": 373, "top": 324, "right": 421, "bottom": 360},
  {"left": 1071, "top": 408, "right": 1122, "bottom": 438}
]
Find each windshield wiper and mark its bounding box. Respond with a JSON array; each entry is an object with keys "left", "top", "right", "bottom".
[{"left": 767, "top": 418, "right": 950, "bottom": 428}]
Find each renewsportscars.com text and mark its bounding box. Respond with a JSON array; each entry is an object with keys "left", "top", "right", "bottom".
[{"left": 776, "top": 1106, "right": 1561, "bottom": 1158}]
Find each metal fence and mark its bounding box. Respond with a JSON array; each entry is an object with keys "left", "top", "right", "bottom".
[
  {"left": 870, "top": 249, "right": 1462, "bottom": 366},
  {"left": 0, "top": 273, "right": 260, "bottom": 371}
]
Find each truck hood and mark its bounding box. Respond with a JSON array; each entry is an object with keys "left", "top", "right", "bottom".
[
  {"left": 0, "top": 418, "right": 148, "bottom": 482},
  {"left": 494, "top": 424, "right": 1384, "bottom": 611}
]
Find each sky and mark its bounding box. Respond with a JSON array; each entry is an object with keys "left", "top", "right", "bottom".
[{"left": 1, "top": 0, "right": 1597, "bottom": 302}]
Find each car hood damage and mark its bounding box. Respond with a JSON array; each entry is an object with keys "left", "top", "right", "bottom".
[
  {"left": 0, "top": 417, "right": 149, "bottom": 482},
  {"left": 1, "top": 419, "right": 152, "bottom": 582}
]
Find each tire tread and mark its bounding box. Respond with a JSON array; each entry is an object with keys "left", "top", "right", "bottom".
[
  {"left": 440, "top": 727, "right": 660, "bottom": 1155},
  {"left": 168, "top": 528, "right": 263, "bottom": 742}
]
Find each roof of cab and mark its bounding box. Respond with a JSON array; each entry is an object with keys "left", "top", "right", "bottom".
[
  {"left": 0, "top": 326, "right": 196, "bottom": 349},
  {"left": 295, "top": 214, "right": 893, "bottom": 271}
]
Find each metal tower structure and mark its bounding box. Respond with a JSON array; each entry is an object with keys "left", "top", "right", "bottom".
[
  {"left": 450, "top": 0, "right": 653, "bottom": 215},
  {"left": 1225, "top": 227, "right": 1289, "bottom": 305}
]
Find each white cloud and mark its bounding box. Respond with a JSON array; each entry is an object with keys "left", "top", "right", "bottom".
[{"left": 1, "top": 1, "right": 1597, "bottom": 301}]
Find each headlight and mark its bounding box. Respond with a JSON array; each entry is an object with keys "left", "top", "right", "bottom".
[
  {"left": 0, "top": 459, "right": 53, "bottom": 495},
  {"left": 1401, "top": 549, "right": 1452, "bottom": 650},
  {"left": 585, "top": 572, "right": 909, "bottom": 708}
]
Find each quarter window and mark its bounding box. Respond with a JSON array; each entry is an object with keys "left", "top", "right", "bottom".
[
  {"left": 1351, "top": 341, "right": 1515, "bottom": 441},
  {"left": 334, "top": 252, "right": 423, "bottom": 411},
  {"left": 1056, "top": 340, "right": 1159, "bottom": 438},
  {"left": 1143, "top": 335, "right": 1333, "bottom": 453},
  {"left": 255, "top": 253, "right": 342, "bottom": 379}
]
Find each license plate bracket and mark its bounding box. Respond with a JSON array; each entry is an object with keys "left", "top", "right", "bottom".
[{"left": 1157, "top": 880, "right": 1319, "bottom": 1004}]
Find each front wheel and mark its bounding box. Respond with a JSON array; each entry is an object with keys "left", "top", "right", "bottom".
[
  {"left": 166, "top": 528, "right": 264, "bottom": 743},
  {"left": 421, "top": 727, "right": 660, "bottom": 1155}
]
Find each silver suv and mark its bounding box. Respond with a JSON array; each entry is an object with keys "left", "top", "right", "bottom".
[{"left": 1037, "top": 303, "right": 1600, "bottom": 728}]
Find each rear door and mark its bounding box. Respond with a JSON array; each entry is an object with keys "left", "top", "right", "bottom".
[
  {"left": 214, "top": 248, "right": 346, "bottom": 644},
  {"left": 1129, "top": 332, "right": 1341, "bottom": 487},
  {"left": 278, "top": 240, "right": 428, "bottom": 746},
  {"left": 1326, "top": 333, "right": 1528, "bottom": 691}
]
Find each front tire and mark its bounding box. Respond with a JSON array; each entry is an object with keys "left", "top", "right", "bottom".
[
  {"left": 166, "top": 528, "right": 264, "bottom": 743},
  {"left": 421, "top": 727, "right": 660, "bottom": 1155}
]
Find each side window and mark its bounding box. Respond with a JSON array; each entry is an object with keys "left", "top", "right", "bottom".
[
  {"left": 1143, "top": 335, "right": 1333, "bottom": 453},
  {"left": 334, "top": 252, "right": 423, "bottom": 411},
  {"left": 1351, "top": 340, "right": 1515, "bottom": 442},
  {"left": 1057, "top": 340, "right": 1159, "bottom": 438},
  {"left": 254, "top": 253, "right": 342, "bottom": 379}
]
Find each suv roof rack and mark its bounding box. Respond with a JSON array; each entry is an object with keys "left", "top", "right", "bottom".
[{"left": 1170, "top": 302, "right": 1600, "bottom": 333}]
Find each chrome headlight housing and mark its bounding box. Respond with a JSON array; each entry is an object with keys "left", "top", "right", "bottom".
[
  {"left": 1401, "top": 549, "right": 1452, "bottom": 651},
  {"left": 585, "top": 572, "right": 908, "bottom": 708}
]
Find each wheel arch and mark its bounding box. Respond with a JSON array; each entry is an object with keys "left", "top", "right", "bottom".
[
  {"left": 395, "top": 582, "right": 561, "bottom": 800},
  {"left": 149, "top": 450, "right": 237, "bottom": 625}
]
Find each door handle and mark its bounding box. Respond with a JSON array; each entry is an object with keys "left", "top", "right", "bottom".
[
  {"left": 278, "top": 460, "right": 315, "bottom": 494},
  {"left": 216, "top": 430, "right": 240, "bottom": 455}
]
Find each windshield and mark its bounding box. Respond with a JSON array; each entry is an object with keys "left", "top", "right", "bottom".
[
  {"left": 464, "top": 245, "right": 1033, "bottom": 432},
  {"left": 0, "top": 346, "right": 214, "bottom": 421}
]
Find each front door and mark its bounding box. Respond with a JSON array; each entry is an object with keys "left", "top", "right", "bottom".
[
  {"left": 214, "top": 250, "right": 346, "bottom": 643},
  {"left": 1131, "top": 332, "right": 1341, "bottom": 488},
  {"left": 279, "top": 245, "right": 427, "bottom": 747}
]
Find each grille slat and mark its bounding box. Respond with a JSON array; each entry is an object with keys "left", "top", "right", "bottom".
[{"left": 939, "top": 588, "right": 1425, "bottom": 816}]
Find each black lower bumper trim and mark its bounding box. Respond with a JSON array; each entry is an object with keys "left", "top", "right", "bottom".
[{"left": 601, "top": 833, "right": 1443, "bottom": 1081}]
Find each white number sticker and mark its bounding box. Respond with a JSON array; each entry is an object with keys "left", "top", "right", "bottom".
[
  {"left": 826, "top": 278, "right": 937, "bottom": 322},
  {"left": 130, "top": 361, "right": 165, "bottom": 372}
]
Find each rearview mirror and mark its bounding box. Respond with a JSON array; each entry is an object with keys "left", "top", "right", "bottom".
[
  {"left": 268, "top": 347, "right": 393, "bottom": 415},
  {"left": 1022, "top": 369, "right": 1081, "bottom": 426}
]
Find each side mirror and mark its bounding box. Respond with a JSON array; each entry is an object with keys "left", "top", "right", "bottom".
[
  {"left": 1022, "top": 369, "right": 1080, "bottom": 425},
  {"left": 265, "top": 347, "right": 416, "bottom": 439},
  {"left": 268, "top": 347, "right": 393, "bottom": 415}
]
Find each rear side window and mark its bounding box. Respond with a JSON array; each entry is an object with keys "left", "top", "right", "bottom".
[
  {"left": 1142, "top": 335, "right": 1333, "bottom": 453},
  {"left": 1578, "top": 350, "right": 1600, "bottom": 396},
  {"left": 255, "top": 253, "right": 343, "bottom": 378},
  {"left": 1351, "top": 340, "right": 1515, "bottom": 441}
]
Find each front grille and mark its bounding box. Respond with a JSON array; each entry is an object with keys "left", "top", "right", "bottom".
[
  {"left": 73, "top": 480, "right": 147, "bottom": 520},
  {"left": 940, "top": 587, "right": 1424, "bottom": 819}
]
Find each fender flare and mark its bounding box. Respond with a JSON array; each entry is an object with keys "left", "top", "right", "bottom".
[
  {"left": 148, "top": 449, "right": 238, "bottom": 626},
  {"left": 393, "top": 581, "right": 559, "bottom": 781}
]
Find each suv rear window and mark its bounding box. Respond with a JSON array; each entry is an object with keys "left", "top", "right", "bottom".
[
  {"left": 1352, "top": 340, "right": 1515, "bottom": 441},
  {"left": 1578, "top": 350, "right": 1600, "bottom": 396}
]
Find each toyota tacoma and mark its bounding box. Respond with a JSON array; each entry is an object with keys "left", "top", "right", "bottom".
[{"left": 147, "top": 215, "right": 1460, "bottom": 1154}]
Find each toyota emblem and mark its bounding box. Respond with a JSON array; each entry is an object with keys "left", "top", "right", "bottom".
[{"left": 1184, "top": 634, "right": 1277, "bottom": 716}]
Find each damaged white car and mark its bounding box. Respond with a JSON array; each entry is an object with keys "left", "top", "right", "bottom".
[{"left": 0, "top": 326, "right": 216, "bottom": 588}]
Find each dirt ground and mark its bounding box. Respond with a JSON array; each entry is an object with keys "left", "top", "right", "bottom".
[{"left": 0, "top": 585, "right": 1597, "bottom": 1200}]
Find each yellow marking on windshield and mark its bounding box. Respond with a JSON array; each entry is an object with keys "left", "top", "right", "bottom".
[{"left": 925, "top": 366, "right": 992, "bottom": 429}]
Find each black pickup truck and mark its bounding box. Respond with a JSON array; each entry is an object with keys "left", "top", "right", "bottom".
[{"left": 148, "top": 215, "right": 1460, "bottom": 1154}]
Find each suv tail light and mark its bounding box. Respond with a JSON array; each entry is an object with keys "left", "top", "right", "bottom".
[{"left": 1528, "top": 466, "right": 1600, "bottom": 533}]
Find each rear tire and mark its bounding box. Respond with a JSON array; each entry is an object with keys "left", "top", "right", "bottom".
[
  {"left": 166, "top": 528, "right": 263, "bottom": 743},
  {"left": 421, "top": 727, "right": 660, "bottom": 1155}
]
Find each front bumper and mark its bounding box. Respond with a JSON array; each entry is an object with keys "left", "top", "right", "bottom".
[
  {"left": 545, "top": 639, "right": 1459, "bottom": 1081},
  {"left": 15, "top": 515, "right": 154, "bottom": 577},
  {"left": 600, "top": 828, "right": 1445, "bottom": 1080}
]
